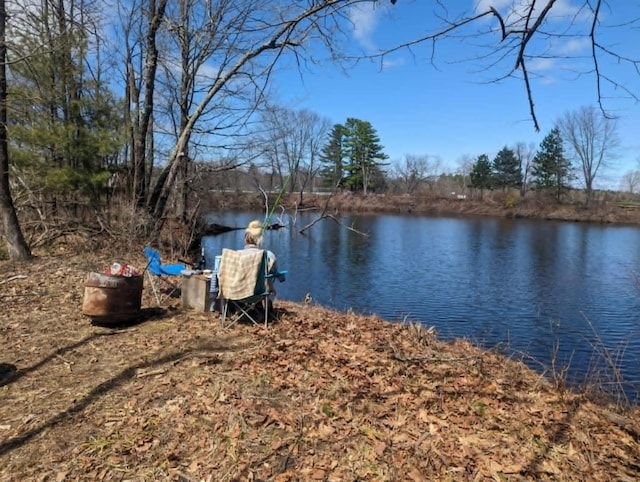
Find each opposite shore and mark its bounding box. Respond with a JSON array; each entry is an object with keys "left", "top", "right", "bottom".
[{"left": 201, "top": 191, "right": 640, "bottom": 228}]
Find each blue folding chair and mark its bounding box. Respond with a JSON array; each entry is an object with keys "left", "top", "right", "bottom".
[{"left": 143, "top": 246, "right": 189, "bottom": 305}]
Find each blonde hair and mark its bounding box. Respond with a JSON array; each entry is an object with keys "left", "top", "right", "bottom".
[{"left": 244, "top": 220, "right": 264, "bottom": 246}]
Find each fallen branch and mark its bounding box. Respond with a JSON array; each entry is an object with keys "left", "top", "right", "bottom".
[
  {"left": 136, "top": 368, "right": 169, "bottom": 378},
  {"left": 299, "top": 190, "right": 368, "bottom": 237},
  {"left": 0, "top": 293, "right": 40, "bottom": 300},
  {"left": 389, "top": 343, "right": 479, "bottom": 364},
  {"left": 326, "top": 214, "right": 368, "bottom": 236},
  {"left": 602, "top": 410, "right": 640, "bottom": 441},
  {"left": 299, "top": 188, "right": 335, "bottom": 234},
  {"left": 414, "top": 430, "right": 430, "bottom": 452},
  {"left": 0, "top": 275, "right": 28, "bottom": 285},
  {"left": 390, "top": 352, "right": 479, "bottom": 364},
  {"left": 173, "top": 353, "right": 221, "bottom": 366}
]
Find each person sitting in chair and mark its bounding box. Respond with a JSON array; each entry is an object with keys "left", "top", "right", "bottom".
[{"left": 243, "top": 220, "right": 286, "bottom": 299}]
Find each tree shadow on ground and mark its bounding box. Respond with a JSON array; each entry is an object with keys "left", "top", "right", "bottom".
[
  {"left": 522, "top": 400, "right": 581, "bottom": 478},
  {"left": 1, "top": 307, "right": 179, "bottom": 389},
  {"left": 1, "top": 332, "right": 116, "bottom": 389},
  {"left": 0, "top": 335, "right": 252, "bottom": 457},
  {"left": 0, "top": 363, "right": 18, "bottom": 386}
]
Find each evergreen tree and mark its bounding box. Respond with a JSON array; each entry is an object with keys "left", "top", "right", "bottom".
[
  {"left": 342, "top": 118, "right": 388, "bottom": 195},
  {"left": 469, "top": 154, "right": 493, "bottom": 198},
  {"left": 319, "top": 124, "right": 347, "bottom": 189},
  {"left": 492, "top": 146, "right": 522, "bottom": 190},
  {"left": 531, "top": 127, "right": 573, "bottom": 202},
  {"left": 8, "top": 4, "right": 123, "bottom": 206},
  {"left": 320, "top": 118, "right": 388, "bottom": 194}
]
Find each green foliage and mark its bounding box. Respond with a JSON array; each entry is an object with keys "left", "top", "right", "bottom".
[
  {"left": 469, "top": 154, "right": 494, "bottom": 192},
  {"left": 492, "top": 146, "right": 522, "bottom": 190},
  {"left": 321, "top": 403, "right": 335, "bottom": 418},
  {"left": 319, "top": 124, "right": 347, "bottom": 188},
  {"left": 43, "top": 167, "right": 112, "bottom": 199},
  {"left": 6, "top": 4, "right": 125, "bottom": 206},
  {"left": 531, "top": 127, "right": 573, "bottom": 201},
  {"left": 320, "top": 118, "right": 388, "bottom": 193}
]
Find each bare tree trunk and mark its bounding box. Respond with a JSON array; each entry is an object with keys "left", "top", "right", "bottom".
[
  {"left": 176, "top": 0, "right": 192, "bottom": 222},
  {"left": 126, "top": 0, "right": 167, "bottom": 209},
  {"left": 558, "top": 105, "right": 619, "bottom": 207},
  {"left": 0, "top": 0, "right": 31, "bottom": 260}
]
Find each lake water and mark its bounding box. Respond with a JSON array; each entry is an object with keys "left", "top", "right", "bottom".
[{"left": 203, "top": 210, "right": 640, "bottom": 401}]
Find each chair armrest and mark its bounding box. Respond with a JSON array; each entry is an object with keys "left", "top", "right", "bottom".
[{"left": 272, "top": 270, "right": 287, "bottom": 282}]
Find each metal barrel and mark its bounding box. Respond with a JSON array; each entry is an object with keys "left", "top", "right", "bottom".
[{"left": 82, "top": 272, "right": 143, "bottom": 322}]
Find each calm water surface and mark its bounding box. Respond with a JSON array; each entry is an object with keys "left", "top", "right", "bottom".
[{"left": 203, "top": 211, "right": 640, "bottom": 399}]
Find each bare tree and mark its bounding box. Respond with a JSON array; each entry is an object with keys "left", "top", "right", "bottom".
[
  {"left": 454, "top": 155, "right": 475, "bottom": 193},
  {"left": 394, "top": 154, "right": 441, "bottom": 194},
  {"left": 259, "top": 105, "right": 330, "bottom": 202},
  {"left": 118, "top": 0, "right": 168, "bottom": 210},
  {"left": 289, "top": 110, "right": 331, "bottom": 202},
  {"left": 558, "top": 105, "right": 619, "bottom": 206},
  {"left": 0, "top": 0, "right": 30, "bottom": 259},
  {"left": 373, "top": 1, "right": 639, "bottom": 132},
  {"left": 146, "top": 1, "right": 335, "bottom": 227},
  {"left": 157, "top": 0, "right": 270, "bottom": 220},
  {"left": 620, "top": 170, "right": 640, "bottom": 195},
  {"left": 514, "top": 141, "right": 536, "bottom": 198}
]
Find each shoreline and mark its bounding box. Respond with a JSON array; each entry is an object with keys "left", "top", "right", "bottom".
[{"left": 202, "top": 192, "right": 640, "bottom": 227}]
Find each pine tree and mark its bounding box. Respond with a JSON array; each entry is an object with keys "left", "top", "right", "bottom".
[
  {"left": 320, "top": 118, "right": 388, "bottom": 194},
  {"left": 469, "top": 154, "right": 493, "bottom": 198},
  {"left": 531, "top": 127, "right": 573, "bottom": 202},
  {"left": 8, "top": 3, "right": 123, "bottom": 206},
  {"left": 342, "top": 118, "right": 388, "bottom": 195},
  {"left": 492, "top": 146, "right": 522, "bottom": 190},
  {"left": 319, "top": 124, "right": 347, "bottom": 189}
]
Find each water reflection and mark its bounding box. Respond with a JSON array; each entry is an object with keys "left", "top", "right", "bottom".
[{"left": 203, "top": 211, "right": 640, "bottom": 400}]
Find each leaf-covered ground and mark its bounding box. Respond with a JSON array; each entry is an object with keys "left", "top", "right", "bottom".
[{"left": 1, "top": 246, "right": 639, "bottom": 481}]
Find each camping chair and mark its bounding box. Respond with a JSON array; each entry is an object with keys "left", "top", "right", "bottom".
[
  {"left": 217, "top": 248, "right": 285, "bottom": 328},
  {"left": 143, "top": 245, "right": 189, "bottom": 305}
]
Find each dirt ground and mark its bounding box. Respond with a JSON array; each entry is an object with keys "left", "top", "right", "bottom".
[{"left": 1, "top": 245, "right": 639, "bottom": 481}]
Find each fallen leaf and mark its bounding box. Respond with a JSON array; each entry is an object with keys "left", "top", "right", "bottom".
[{"left": 407, "top": 466, "right": 426, "bottom": 482}]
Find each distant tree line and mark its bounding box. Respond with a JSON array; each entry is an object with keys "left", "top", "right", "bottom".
[{"left": 469, "top": 106, "right": 619, "bottom": 206}]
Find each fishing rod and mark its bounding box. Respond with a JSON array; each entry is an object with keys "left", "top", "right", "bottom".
[{"left": 263, "top": 173, "right": 291, "bottom": 231}]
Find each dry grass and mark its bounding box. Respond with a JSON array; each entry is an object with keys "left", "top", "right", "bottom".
[{"left": 1, "top": 244, "right": 639, "bottom": 481}]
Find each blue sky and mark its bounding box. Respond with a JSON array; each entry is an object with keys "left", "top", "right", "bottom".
[{"left": 272, "top": 1, "right": 640, "bottom": 189}]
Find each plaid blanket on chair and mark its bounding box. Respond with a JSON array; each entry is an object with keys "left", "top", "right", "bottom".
[{"left": 218, "top": 248, "right": 264, "bottom": 300}]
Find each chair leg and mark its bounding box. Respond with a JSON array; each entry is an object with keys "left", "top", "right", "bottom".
[
  {"left": 220, "top": 299, "right": 228, "bottom": 328},
  {"left": 164, "top": 281, "right": 180, "bottom": 301},
  {"left": 147, "top": 271, "right": 161, "bottom": 306},
  {"left": 221, "top": 299, "right": 238, "bottom": 329},
  {"left": 263, "top": 298, "right": 269, "bottom": 327},
  {"left": 220, "top": 297, "right": 273, "bottom": 329}
]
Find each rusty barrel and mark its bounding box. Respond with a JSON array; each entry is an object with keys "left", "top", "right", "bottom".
[{"left": 82, "top": 272, "right": 143, "bottom": 322}]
